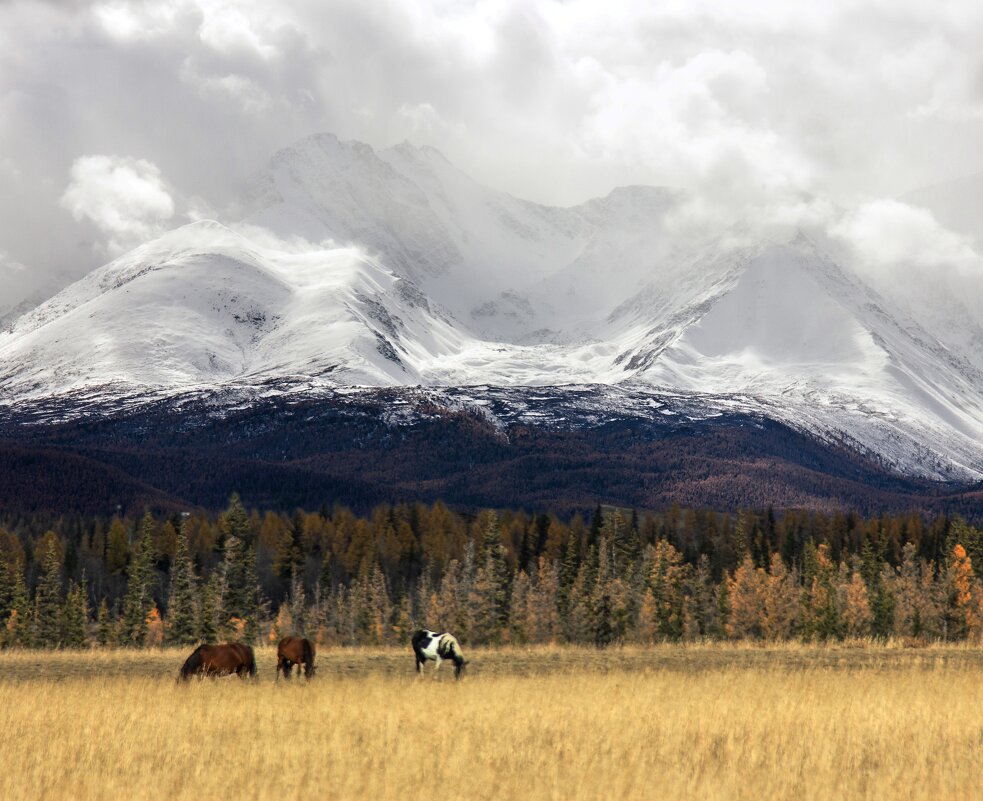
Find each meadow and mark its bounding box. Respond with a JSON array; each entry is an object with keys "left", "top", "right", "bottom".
[{"left": 1, "top": 644, "right": 982, "bottom": 801}]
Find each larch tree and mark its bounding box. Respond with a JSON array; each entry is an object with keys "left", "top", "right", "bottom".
[
  {"left": 945, "top": 543, "right": 975, "bottom": 640},
  {"left": 648, "top": 539, "right": 686, "bottom": 641},
  {"left": 726, "top": 555, "right": 766, "bottom": 640},
  {"left": 761, "top": 553, "right": 799, "bottom": 641},
  {"left": 840, "top": 568, "right": 873, "bottom": 638}
]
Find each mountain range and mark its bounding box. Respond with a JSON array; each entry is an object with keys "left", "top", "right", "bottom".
[{"left": 2, "top": 133, "right": 982, "bottom": 512}]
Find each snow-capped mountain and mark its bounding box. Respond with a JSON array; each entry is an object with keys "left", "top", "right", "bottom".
[{"left": 2, "top": 133, "right": 983, "bottom": 483}]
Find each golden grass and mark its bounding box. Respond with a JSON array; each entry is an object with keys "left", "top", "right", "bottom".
[{"left": 1, "top": 644, "right": 982, "bottom": 800}]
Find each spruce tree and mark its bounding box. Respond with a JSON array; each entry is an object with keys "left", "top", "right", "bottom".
[
  {"left": 219, "top": 494, "right": 260, "bottom": 642},
  {"left": 121, "top": 512, "right": 155, "bottom": 646},
  {"left": 166, "top": 522, "right": 199, "bottom": 646},
  {"left": 62, "top": 577, "right": 90, "bottom": 648},
  {"left": 198, "top": 571, "right": 223, "bottom": 644},
  {"left": 5, "top": 557, "right": 30, "bottom": 647},
  {"left": 106, "top": 517, "right": 130, "bottom": 575},
  {"left": 35, "top": 538, "right": 63, "bottom": 648},
  {"left": 590, "top": 539, "right": 615, "bottom": 648},
  {"left": 287, "top": 568, "right": 308, "bottom": 637},
  {"left": 469, "top": 512, "right": 510, "bottom": 644},
  {"left": 96, "top": 599, "right": 113, "bottom": 647}
]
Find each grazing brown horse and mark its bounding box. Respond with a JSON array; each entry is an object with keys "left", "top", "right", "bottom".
[
  {"left": 178, "top": 643, "right": 257, "bottom": 681},
  {"left": 276, "top": 636, "right": 316, "bottom": 680}
]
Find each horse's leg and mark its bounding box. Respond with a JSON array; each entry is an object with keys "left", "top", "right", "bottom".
[
  {"left": 434, "top": 654, "right": 442, "bottom": 673},
  {"left": 276, "top": 657, "right": 282, "bottom": 682}
]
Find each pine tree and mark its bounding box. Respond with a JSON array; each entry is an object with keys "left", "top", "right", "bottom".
[
  {"left": 35, "top": 537, "right": 63, "bottom": 648},
  {"left": 165, "top": 522, "right": 198, "bottom": 646},
  {"left": 62, "top": 577, "right": 90, "bottom": 648},
  {"left": 121, "top": 513, "right": 156, "bottom": 646}
]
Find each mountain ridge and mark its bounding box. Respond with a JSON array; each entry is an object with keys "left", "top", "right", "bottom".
[{"left": 2, "top": 133, "right": 983, "bottom": 487}]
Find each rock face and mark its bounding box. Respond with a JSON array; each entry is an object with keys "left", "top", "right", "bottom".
[{"left": 2, "top": 133, "right": 983, "bottom": 483}]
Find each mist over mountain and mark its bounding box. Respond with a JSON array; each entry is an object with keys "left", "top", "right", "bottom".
[{"left": 2, "top": 133, "right": 983, "bottom": 504}]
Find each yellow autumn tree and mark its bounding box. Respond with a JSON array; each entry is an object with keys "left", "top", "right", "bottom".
[
  {"left": 145, "top": 606, "right": 164, "bottom": 648},
  {"left": 947, "top": 543, "right": 976, "bottom": 640},
  {"left": 726, "top": 555, "right": 766, "bottom": 640},
  {"left": 761, "top": 553, "right": 799, "bottom": 641},
  {"left": 841, "top": 570, "right": 873, "bottom": 638}
]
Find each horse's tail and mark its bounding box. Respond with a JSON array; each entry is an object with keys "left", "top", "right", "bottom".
[
  {"left": 178, "top": 645, "right": 204, "bottom": 681},
  {"left": 450, "top": 636, "right": 467, "bottom": 679},
  {"left": 246, "top": 645, "right": 257, "bottom": 677},
  {"left": 302, "top": 638, "right": 315, "bottom": 677}
]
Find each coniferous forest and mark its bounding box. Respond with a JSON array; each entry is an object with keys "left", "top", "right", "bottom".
[{"left": 2, "top": 495, "right": 983, "bottom": 648}]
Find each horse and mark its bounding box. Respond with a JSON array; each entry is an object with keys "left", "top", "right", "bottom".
[
  {"left": 178, "top": 642, "right": 257, "bottom": 681},
  {"left": 276, "top": 636, "right": 316, "bottom": 681},
  {"left": 411, "top": 629, "right": 468, "bottom": 679}
]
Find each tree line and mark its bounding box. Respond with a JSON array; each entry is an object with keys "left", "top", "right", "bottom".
[{"left": 1, "top": 496, "right": 982, "bottom": 648}]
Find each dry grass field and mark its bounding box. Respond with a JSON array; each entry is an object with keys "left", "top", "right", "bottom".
[{"left": 1, "top": 643, "right": 982, "bottom": 801}]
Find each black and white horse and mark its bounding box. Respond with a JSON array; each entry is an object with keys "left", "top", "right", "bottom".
[{"left": 411, "top": 629, "right": 468, "bottom": 679}]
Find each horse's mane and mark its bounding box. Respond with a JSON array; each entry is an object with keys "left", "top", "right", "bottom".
[
  {"left": 178, "top": 644, "right": 205, "bottom": 678},
  {"left": 440, "top": 633, "right": 463, "bottom": 658}
]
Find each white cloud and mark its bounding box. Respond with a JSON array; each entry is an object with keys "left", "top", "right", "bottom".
[
  {"left": 94, "top": 1, "right": 182, "bottom": 42},
  {"left": 60, "top": 155, "right": 176, "bottom": 256},
  {"left": 180, "top": 59, "right": 273, "bottom": 112},
  {"left": 831, "top": 200, "right": 982, "bottom": 274},
  {"left": 196, "top": 0, "right": 281, "bottom": 61}
]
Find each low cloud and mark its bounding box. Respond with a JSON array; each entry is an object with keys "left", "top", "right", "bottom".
[
  {"left": 60, "top": 155, "right": 176, "bottom": 256},
  {"left": 831, "top": 200, "right": 982, "bottom": 274}
]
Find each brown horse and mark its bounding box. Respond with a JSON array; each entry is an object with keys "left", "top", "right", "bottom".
[
  {"left": 276, "top": 636, "right": 316, "bottom": 680},
  {"left": 178, "top": 643, "right": 257, "bottom": 681}
]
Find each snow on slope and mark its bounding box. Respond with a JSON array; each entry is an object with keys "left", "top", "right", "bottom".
[
  {"left": 2, "top": 134, "right": 983, "bottom": 480},
  {"left": 244, "top": 134, "right": 692, "bottom": 340},
  {"left": 0, "top": 220, "right": 468, "bottom": 395}
]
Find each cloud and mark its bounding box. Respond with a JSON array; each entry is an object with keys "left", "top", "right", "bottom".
[
  {"left": 60, "top": 155, "right": 176, "bottom": 256},
  {"left": 180, "top": 59, "right": 273, "bottom": 113},
  {"left": 4, "top": 0, "right": 983, "bottom": 305},
  {"left": 831, "top": 200, "right": 982, "bottom": 274}
]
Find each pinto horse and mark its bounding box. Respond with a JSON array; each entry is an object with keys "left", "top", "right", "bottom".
[
  {"left": 178, "top": 643, "right": 256, "bottom": 681},
  {"left": 411, "top": 629, "right": 468, "bottom": 679},
  {"left": 276, "top": 636, "right": 316, "bottom": 681}
]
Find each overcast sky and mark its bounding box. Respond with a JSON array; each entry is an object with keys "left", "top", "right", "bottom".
[{"left": 3, "top": 0, "right": 983, "bottom": 300}]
